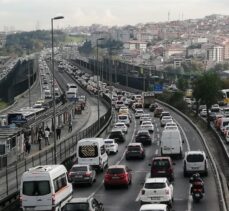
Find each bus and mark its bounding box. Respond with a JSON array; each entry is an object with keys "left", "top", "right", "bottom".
[{"left": 220, "top": 89, "right": 229, "bottom": 105}]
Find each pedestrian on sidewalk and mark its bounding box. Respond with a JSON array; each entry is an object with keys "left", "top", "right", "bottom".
[
  {"left": 44, "top": 128, "right": 50, "bottom": 145},
  {"left": 56, "top": 126, "right": 61, "bottom": 140},
  {"left": 38, "top": 133, "right": 42, "bottom": 150},
  {"left": 68, "top": 121, "right": 72, "bottom": 132},
  {"left": 25, "top": 140, "right": 31, "bottom": 154}
]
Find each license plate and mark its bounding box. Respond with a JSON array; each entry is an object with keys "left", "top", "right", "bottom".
[
  {"left": 158, "top": 171, "right": 165, "bottom": 173},
  {"left": 75, "top": 175, "right": 83, "bottom": 178},
  {"left": 25, "top": 207, "right": 35, "bottom": 211},
  {"left": 112, "top": 176, "right": 119, "bottom": 179},
  {"left": 191, "top": 167, "right": 199, "bottom": 170},
  {"left": 151, "top": 197, "right": 160, "bottom": 200},
  {"left": 195, "top": 193, "right": 200, "bottom": 197}
]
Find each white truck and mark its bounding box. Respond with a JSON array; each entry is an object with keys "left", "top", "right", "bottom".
[{"left": 143, "top": 92, "right": 155, "bottom": 108}]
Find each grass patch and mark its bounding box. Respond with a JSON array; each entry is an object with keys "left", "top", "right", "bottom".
[{"left": 0, "top": 100, "right": 8, "bottom": 110}]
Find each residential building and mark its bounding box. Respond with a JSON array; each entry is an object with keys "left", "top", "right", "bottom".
[{"left": 207, "top": 45, "right": 224, "bottom": 62}]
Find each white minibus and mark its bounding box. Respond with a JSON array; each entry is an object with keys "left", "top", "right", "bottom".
[
  {"left": 20, "top": 165, "right": 72, "bottom": 211},
  {"left": 77, "top": 138, "right": 108, "bottom": 171}
]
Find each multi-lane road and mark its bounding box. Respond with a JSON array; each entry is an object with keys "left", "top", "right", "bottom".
[{"left": 70, "top": 106, "right": 220, "bottom": 211}]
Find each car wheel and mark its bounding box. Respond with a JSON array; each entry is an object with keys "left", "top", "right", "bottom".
[
  {"left": 104, "top": 184, "right": 109, "bottom": 190},
  {"left": 125, "top": 183, "right": 129, "bottom": 189},
  {"left": 129, "top": 179, "right": 132, "bottom": 185}
]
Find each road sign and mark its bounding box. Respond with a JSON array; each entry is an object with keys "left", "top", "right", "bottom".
[{"left": 152, "top": 84, "right": 163, "bottom": 94}]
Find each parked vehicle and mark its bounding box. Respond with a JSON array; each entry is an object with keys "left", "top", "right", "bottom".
[
  {"left": 63, "top": 197, "right": 104, "bottom": 211},
  {"left": 20, "top": 165, "right": 73, "bottom": 211},
  {"left": 68, "top": 164, "right": 96, "bottom": 186},
  {"left": 104, "top": 165, "right": 132, "bottom": 189},
  {"left": 149, "top": 156, "right": 174, "bottom": 181},
  {"left": 125, "top": 143, "right": 145, "bottom": 160},
  {"left": 77, "top": 138, "right": 108, "bottom": 171}
]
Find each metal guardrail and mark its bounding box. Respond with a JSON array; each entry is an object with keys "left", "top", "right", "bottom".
[
  {"left": 0, "top": 93, "right": 112, "bottom": 208},
  {"left": 157, "top": 99, "right": 228, "bottom": 211}
]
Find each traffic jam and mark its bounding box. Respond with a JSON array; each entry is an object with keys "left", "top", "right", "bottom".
[{"left": 20, "top": 78, "right": 209, "bottom": 211}]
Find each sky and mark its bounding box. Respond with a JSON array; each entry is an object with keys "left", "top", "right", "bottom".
[{"left": 0, "top": 0, "right": 229, "bottom": 31}]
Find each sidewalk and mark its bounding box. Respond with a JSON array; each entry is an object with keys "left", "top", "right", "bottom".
[{"left": 26, "top": 102, "right": 92, "bottom": 157}]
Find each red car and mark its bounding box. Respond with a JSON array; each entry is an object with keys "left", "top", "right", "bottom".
[{"left": 104, "top": 165, "right": 132, "bottom": 189}]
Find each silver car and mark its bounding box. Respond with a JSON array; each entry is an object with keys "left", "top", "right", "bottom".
[{"left": 68, "top": 164, "right": 96, "bottom": 186}]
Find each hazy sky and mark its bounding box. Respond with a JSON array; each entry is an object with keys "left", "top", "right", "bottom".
[{"left": 1, "top": 0, "right": 229, "bottom": 31}]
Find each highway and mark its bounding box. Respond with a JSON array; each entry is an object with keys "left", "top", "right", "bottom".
[{"left": 70, "top": 106, "right": 220, "bottom": 211}]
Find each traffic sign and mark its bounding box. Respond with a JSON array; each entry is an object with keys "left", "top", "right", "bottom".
[{"left": 152, "top": 84, "right": 163, "bottom": 94}]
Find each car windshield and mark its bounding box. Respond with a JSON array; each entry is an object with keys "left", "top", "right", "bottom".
[
  {"left": 23, "top": 181, "right": 50, "bottom": 196},
  {"left": 128, "top": 146, "right": 140, "bottom": 151},
  {"left": 145, "top": 182, "right": 166, "bottom": 189},
  {"left": 138, "top": 132, "right": 149, "bottom": 136},
  {"left": 63, "top": 203, "right": 89, "bottom": 211},
  {"left": 119, "top": 116, "right": 127, "bottom": 120},
  {"left": 107, "top": 168, "right": 125, "bottom": 174},
  {"left": 187, "top": 154, "right": 204, "bottom": 162},
  {"left": 105, "top": 140, "right": 114, "bottom": 144},
  {"left": 71, "top": 166, "right": 87, "bottom": 172},
  {"left": 110, "top": 132, "right": 122, "bottom": 137},
  {"left": 153, "top": 160, "right": 170, "bottom": 168}
]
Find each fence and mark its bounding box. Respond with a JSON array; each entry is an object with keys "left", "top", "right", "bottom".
[{"left": 0, "top": 93, "right": 112, "bottom": 207}]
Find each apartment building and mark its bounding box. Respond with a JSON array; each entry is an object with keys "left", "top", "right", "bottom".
[{"left": 207, "top": 45, "right": 224, "bottom": 62}]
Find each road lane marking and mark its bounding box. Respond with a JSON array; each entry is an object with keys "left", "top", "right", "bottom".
[{"left": 155, "top": 149, "right": 158, "bottom": 155}]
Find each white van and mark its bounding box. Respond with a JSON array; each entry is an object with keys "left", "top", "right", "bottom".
[
  {"left": 161, "top": 128, "right": 183, "bottom": 158},
  {"left": 77, "top": 138, "right": 108, "bottom": 171},
  {"left": 118, "top": 114, "right": 130, "bottom": 126},
  {"left": 220, "top": 117, "right": 229, "bottom": 134},
  {"left": 20, "top": 165, "right": 73, "bottom": 211},
  {"left": 67, "top": 83, "right": 78, "bottom": 92},
  {"left": 66, "top": 90, "right": 77, "bottom": 101}
]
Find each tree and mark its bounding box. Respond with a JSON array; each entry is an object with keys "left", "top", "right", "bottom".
[{"left": 192, "top": 71, "right": 222, "bottom": 127}]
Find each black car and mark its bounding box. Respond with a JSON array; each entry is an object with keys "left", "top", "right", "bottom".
[
  {"left": 149, "top": 103, "right": 158, "bottom": 112},
  {"left": 63, "top": 197, "right": 104, "bottom": 211},
  {"left": 108, "top": 129, "right": 126, "bottom": 142},
  {"left": 135, "top": 129, "right": 152, "bottom": 145},
  {"left": 125, "top": 143, "right": 145, "bottom": 160}
]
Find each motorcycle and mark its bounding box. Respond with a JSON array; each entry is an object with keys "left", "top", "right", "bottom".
[{"left": 192, "top": 187, "right": 204, "bottom": 202}]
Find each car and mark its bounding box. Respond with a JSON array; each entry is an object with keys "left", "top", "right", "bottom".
[
  {"left": 161, "top": 116, "right": 173, "bottom": 127},
  {"left": 117, "top": 114, "right": 131, "bottom": 126},
  {"left": 63, "top": 197, "right": 104, "bottom": 211},
  {"left": 160, "top": 111, "right": 171, "bottom": 120},
  {"left": 135, "top": 109, "right": 144, "bottom": 119},
  {"left": 154, "top": 107, "right": 164, "bottom": 117},
  {"left": 104, "top": 139, "right": 118, "bottom": 154},
  {"left": 119, "top": 106, "right": 129, "bottom": 114},
  {"left": 68, "top": 164, "right": 96, "bottom": 186},
  {"left": 139, "top": 177, "right": 173, "bottom": 206},
  {"left": 125, "top": 143, "right": 145, "bottom": 160},
  {"left": 115, "top": 100, "right": 124, "bottom": 110},
  {"left": 149, "top": 103, "right": 158, "bottom": 112},
  {"left": 183, "top": 151, "right": 208, "bottom": 177},
  {"left": 135, "top": 129, "right": 152, "bottom": 145},
  {"left": 200, "top": 109, "right": 207, "bottom": 117},
  {"left": 104, "top": 165, "right": 132, "bottom": 189},
  {"left": 141, "top": 121, "right": 154, "bottom": 133},
  {"left": 140, "top": 113, "right": 151, "bottom": 124},
  {"left": 113, "top": 122, "right": 128, "bottom": 133},
  {"left": 149, "top": 156, "right": 174, "bottom": 181},
  {"left": 139, "top": 204, "right": 170, "bottom": 211},
  {"left": 108, "top": 128, "right": 126, "bottom": 142}
]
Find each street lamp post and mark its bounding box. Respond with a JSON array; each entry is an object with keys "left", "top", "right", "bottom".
[
  {"left": 26, "top": 55, "right": 31, "bottom": 107},
  {"left": 96, "top": 38, "right": 104, "bottom": 130},
  {"left": 51, "top": 15, "right": 64, "bottom": 165}
]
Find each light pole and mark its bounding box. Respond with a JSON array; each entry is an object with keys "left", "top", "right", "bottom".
[
  {"left": 96, "top": 38, "right": 104, "bottom": 130},
  {"left": 26, "top": 55, "right": 31, "bottom": 107},
  {"left": 51, "top": 15, "right": 64, "bottom": 164}
]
